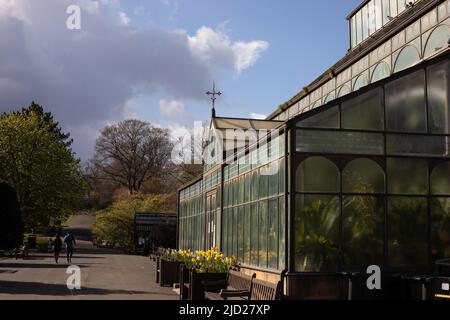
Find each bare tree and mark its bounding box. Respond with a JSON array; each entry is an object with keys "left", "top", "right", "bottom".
[
  {"left": 91, "top": 119, "right": 173, "bottom": 194},
  {"left": 166, "top": 122, "right": 208, "bottom": 186}
]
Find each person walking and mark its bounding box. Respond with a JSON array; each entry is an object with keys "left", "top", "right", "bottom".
[
  {"left": 52, "top": 235, "right": 62, "bottom": 264},
  {"left": 64, "top": 232, "right": 76, "bottom": 263},
  {"left": 47, "top": 238, "right": 53, "bottom": 252}
]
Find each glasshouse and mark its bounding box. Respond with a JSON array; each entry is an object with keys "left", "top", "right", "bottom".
[{"left": 178, "top": 0, "right": 450, "bottom": 299}]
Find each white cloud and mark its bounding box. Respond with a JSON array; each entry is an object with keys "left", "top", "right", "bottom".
[
  {"left": 160, "top": 99, "right": 185, "bottom": 118},
  {"left": 133, "top": 6, "right": 145, "bottom": 15},
  {"left": 188, "top": 26, "right": 269, "bottom": 74},
  {"left": 121, "top": 100, "right": 139, "bottom": 119},
  {"left": 233, "top": 41, "right": 269, "bottom": 74},
  {"left": 0, "top": 0, "right": 268, "bottom": 159},
  {"left": 250, "top": 112, "right": 267, "bottom": 120},
  {"left": 118, "top": 11, "right": 130, "bottom": 25}
]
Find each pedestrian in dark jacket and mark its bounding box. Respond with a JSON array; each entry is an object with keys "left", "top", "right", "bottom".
[{"left": 52, "top": 234, "right": 63, "bottom": 263}]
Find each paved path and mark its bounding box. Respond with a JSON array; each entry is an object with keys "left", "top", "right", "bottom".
[{"left": 0, "top": 213, "right": 177, "bottom": 300}]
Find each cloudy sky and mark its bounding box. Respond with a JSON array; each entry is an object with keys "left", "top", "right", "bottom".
[{"left": 0, "top": 0, "right": 360, "bottom": 160}]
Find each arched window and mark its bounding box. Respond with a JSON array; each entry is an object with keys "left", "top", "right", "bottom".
[
  {"left": 424, "top": 25, "right": 450, "bottom": 58},
  {"left": 324, "top": 93, "right": 335, "bottom": 104},
  {"left": 393, "top": 45, "right": 421, "bottom": 73},
  {"left": 310, "top": 101, "right": 322, "bottom": 110},
  {"left": 431, "top": 161, "right": 450, "bottom": 195},
  {"left": 371, "top": 61, "right": 391, "bottom": 83},
  {"left": 353, "top": 73, "right": 369, "bottom": 91},
  {"left": 343, "top": 158, "right": 385, "bottom": 193},
  {"left": 296, "top": 157, "right": 340, "bottom": 193},
  {"left": 338, "top": 85, "right": 351, "bottom": 98}
]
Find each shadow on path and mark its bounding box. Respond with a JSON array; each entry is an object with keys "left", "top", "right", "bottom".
[
  {"left": 28, "top": 254, "right": 106, "bottom": 260},
  {"left": 0, "top": 263, "right": 89, "bottom": 269},
  {"left": 0, "top": 280, "right": 167, "bottom": 296}
]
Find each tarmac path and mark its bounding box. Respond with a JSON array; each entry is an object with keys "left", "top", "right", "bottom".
[{"left": 0, "top": 212, "right": 177, "bottom": 300}]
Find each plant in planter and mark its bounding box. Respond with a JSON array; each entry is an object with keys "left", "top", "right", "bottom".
[
  {"left": 185, "top": 248, "right": 237, "bottom": 300},
  {"left": 159, "top": 249, "right": 193, "bottom": 287}
]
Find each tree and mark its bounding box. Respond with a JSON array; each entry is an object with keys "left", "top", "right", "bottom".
[
  {"left": 90, "top": 119, "right": 173, "bottom": 194},
  {"left": 0, "top": 182, "right": 23, "bottom": 249},
  {"left": 18, "top": 101, "right": 73, "bottom": 147},
  {"left": 91, "top": 193, "right": 177, "bottom": 249},
  {"left": 0, "top": 104, "right": 87, "bottom": 228}
]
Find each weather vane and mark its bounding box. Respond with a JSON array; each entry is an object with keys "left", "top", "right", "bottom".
[{"left": 206, "top": 82, "right": 222, "bottom": 118}]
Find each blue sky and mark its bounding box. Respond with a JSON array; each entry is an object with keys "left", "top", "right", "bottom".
[
  {"left": 119, "top": 0, "right": 361, "bottom": 123},
  {"left": 0, "top": 0, "right": 362, "bottom": 159}
]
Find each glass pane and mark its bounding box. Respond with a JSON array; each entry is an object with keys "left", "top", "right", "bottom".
[
  {"left": 362, "top": 5, "right": 369, "bottom": 40},
  {"left": 295, "top": 195, "right": 340, "bottom": 272},
  {"left": 250, "top": 204, "right": 259, "bottom": 266},
  {"left": 338, "top": 85, "right": 351, "bottom": 98},
  {"left": 279, "top": 159, "right": 285, "bottom": 194},
  {"left": 424, "top": 25, "right": 450, "bottom": 58},
  {"left": 258, "top": 143, "right": 268, "bottom": 165},
  {"left": 259, "top": 166, "right": 268, "bottom": 199},
  {"left": 388, "top": 197, "right": 428, "bottom": 270},
  {"left": 368, "top": 2, "right": 376, "bottom": 35},
  {"left": 238, "top": 177, "right": 244, "bottom": 204},
  {"left": 375, "top": 0, "right": 383, "bottom": 29},
  {"left": 251, "top": 171, "right": 259, "bottom": 201},
  {"left": 268, "top": 199, "right": 279, "bottom": 270},
  {"left": 372, "top": 62, "right": 390, "bottom": 83},
  {"left": 387, "top": 158, "right": 428, "bottom": 194},
  {"left": 223, "top": 209, "right": 228, "bottom": 255},
  {"left": 356, "top": 11, "right": 363, "bottom": 44},
  {"left": 232, "top": 207, "right": 238, "bottom": 257},
  {"left": 296, "top": 130, "right": 384, "bottom": 155},
  {"left": 390, "top": 0, "right": 398, "bottom": 17},
  {"left": 258, "top": 201, "right": 268, "bottom": 268},
  {"left": 397, "top": 0, "right": 406, "bottom": 14},
  {"left": 351, "top": 16, "right": 357, "bottom": 48},
  {"left": 385, "top": 70, "right": 426, "bottom": 132},
  {"left": 269, "top": 161, "right": 279, "bottom": 196},
  {"left": 353, "top": 73, "right": 369, "bottom": 91},
  {"left": 296, "top": 157, "right": 340, "bottom": 193},
  {"left": 244, "top": 173, "right": 251, "bottom": 203},
  {"left": 393, "top": 46, "right": 420, "bottom": 73},
  {"left": 387, "top": 134, "right": 450, "bottom": 157},
  {"left": 342, "top": 196, "right": 384, "bottom": 269},
  {"left": 233, "top": 179, "right": 238, "bottom": 206},
  {"left": 427, "top": 60, "right": 450, "bottom": 134},
  {"left": 244, "top": 205, "right": 251, "bottom": 265},
  {"left": 238, "top": 206, "right": 244, "bottom": 262},
  {"left": 324, "top": 93, "right": 335, "bottom": 104},
  {"left": 224, "top": 183, "right": 228, "bottom": 207},
  {"left": 343, "top": 158, "right": 385, "bottom": 193},
  {"left": 382, "top": 0, "right": 391, "bottom": 25},
  {"left": 342, "top": 87, "right": 384, "bottom": 130},
  {"left": 430, "top": 198, "right": 450, "bottom": 261},
  {"left": 279, "top": 197, "right": 286, "bottom": 271},
  {"left": 296, "top": 106, "right": 339, "bottom": 128},
  {"left": 279, "top": 133, "right": 285, "bottom": 156},
  {"left": 269, "top": 135, "right": 281, "bottom": 161},
  {"left": 431, "top": 162, "right": 450, "bottom": 195}
]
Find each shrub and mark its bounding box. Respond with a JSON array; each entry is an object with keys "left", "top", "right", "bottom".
[
  {"left": 91, "top": 193, "right": 176, "bottom": 250},
  {"left": 0, "top": 182, "right": 23, "bottom": 250}
]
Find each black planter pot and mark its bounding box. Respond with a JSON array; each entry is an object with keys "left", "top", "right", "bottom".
[
  {"left": 188, "top": 269, "right": 227, "bottom": 301},
  {"left": 160, "top": 260, "right": 181, "bottom": 287},
  {"left": 179, "top": 264, "right": 190, "bottom": 300}
]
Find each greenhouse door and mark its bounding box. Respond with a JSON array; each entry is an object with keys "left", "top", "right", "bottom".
[{"left": 205, "top": 191, "right": 217, "bottom": 249}]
